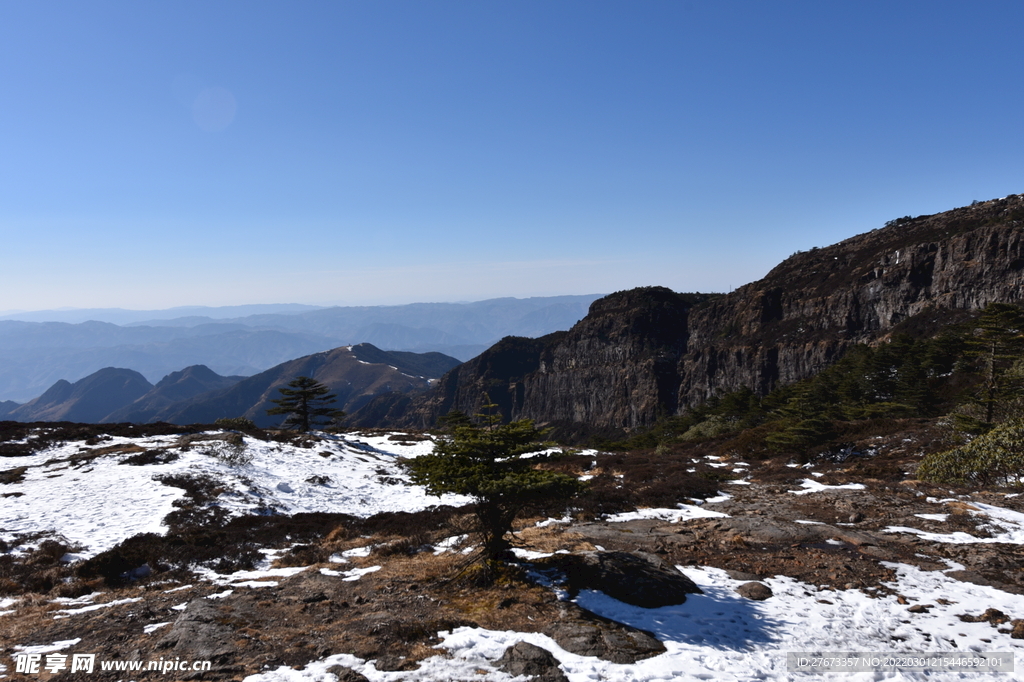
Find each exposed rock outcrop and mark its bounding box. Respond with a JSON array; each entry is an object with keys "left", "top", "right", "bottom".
[
  {"left": 157, "top": 599, "right": 236, "bottom": 662},
  {"left": 496, "top": 642, "right": 568, "bottom": 682},
  {"left": 551, "top": 550, "right": 702, "bottom": 608},
  {"left": 674, "top": 196, "right": 1024, "bottom": 408}
]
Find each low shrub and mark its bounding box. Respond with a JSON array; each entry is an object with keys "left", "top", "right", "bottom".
[
  {"left": 569, "top": 450, "right": 719, "bottom": 519},
  {"left": 76, "top": 533, "right": 166, "bottom": 584},
  {"left": 681, "top": 415, "right": 740, "bottom": 441},
  {"left": 214, "top": 417, "right": 258, "bottom": 432},
  {"left": 715, "top": 423, "right": 784, "bottom": 460},
  {"left": 917, "top": 418, "right": 1024, "bottom": 486},
  {"left": 275, "top": 543, "right": 330, "bottom": 567},
  {"left": 203, "top": 437, "right": 252, "bottom": 466},
  {"left": 0, "top": 537, "right": 82, "bottom": 595}
]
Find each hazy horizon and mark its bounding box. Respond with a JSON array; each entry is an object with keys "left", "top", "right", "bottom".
[{"left": 0, "top": 292, "right": 612, "bottom": 318}]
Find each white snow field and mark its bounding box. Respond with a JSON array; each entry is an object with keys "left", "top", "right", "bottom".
[
  {"left": 0, "top": 431, "right": 466, "bottom": 557},
  {"left": 1, "top": 431, "right": 1023, "bottom": 681}
]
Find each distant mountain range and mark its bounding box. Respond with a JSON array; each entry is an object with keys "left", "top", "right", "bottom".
[
  {"left": 0, "top": 295, "right": 602, "bottom": 402},
  {"left": 0, "top": 303, "right": 324, "bottom": 325},
  {"left": 0, "top": 344, "right": 461, "bottom": 427}
]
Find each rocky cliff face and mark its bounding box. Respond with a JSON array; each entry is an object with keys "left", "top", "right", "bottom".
[
  {"left": 521, "top": 289, "right": 709, "bottom": 428},
  {"left": 675, "top": 195, "right": 1024, "bottom": 410},
  {"left": 358, "top": 335, "right": 560, "bottom": 430},
  {"left": 370, "top": 194, "right": 1024, "bottom": 431}
]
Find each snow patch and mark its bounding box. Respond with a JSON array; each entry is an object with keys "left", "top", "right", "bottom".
[
  {"left": 788, "top": 479, "right": 866, "bottom": 495},
  {"left": 605, "top": 504, "right": 729, "bottom": 523}
]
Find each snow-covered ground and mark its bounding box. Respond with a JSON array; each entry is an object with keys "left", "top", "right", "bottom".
[
  {"left": 0, "top": 431, "right": 468, "bottom": 557},
  {"left": 885, "top": 500, "right": 1024, "bottom": 545},
  {"left": 3, "top": 431, "right": 1024, "bottom": 681}
]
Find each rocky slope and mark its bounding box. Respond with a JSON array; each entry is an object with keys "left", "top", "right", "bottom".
[
  {"left": 363, "top": 194, "right": 1024, "bottom": 430},
  {"left": 5, "top": 422, "right": 1024, "bottom": 680}
]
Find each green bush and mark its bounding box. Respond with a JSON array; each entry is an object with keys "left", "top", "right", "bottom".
[
  {"left": 918, "top": 418, "right": 1024, "bottom": 486},
  {"left": 214, "top": 417, "right": 258, "bottom": 431},
  {"left": 680, "top": 415, "right": 740, "bottom": 441}
]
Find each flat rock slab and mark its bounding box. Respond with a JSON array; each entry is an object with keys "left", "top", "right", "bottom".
[
  {"left": 544, "top": 618, "right": 665, "bottom": 664},
  {"left": 572, "top": 519, "right": 692, "bottom": 544},
  {"left": 551, "top": 551, "right": 702, "bottom": 608},
  {"left": 698, "top": 517, "right": 877, "bottom": 546},
  {"left": 946, "top": 570, "right": 1024, "bottom": 595}
]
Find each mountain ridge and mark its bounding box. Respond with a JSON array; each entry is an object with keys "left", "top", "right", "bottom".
[
  {"left": 159, "top": 344, "right": 461, "bottom": 427},
  {"left": 2, "top": 344, "right": 461, "bottom": 427},
  {"left": 5, "top": 368, "right": 153, "bottom": 423},
  {"left": 357, "top": 194, "right": 1024, "bottom": 431}
]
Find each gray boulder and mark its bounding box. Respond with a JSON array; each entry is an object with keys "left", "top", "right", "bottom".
[
  {"left": 325, "top": 666, "right": 370, "bottom": 682},
  {"left": 496, "top": 642, "right": 568, "bottom": 682},
  {"left": 735, "top": 582, "right": 773, "bottom": 601},
  {"left": 156, "top": 600, "right": 235, "bottom": 662}
]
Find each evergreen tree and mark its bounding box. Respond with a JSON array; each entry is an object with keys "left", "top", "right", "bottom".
[
  {"left": 959, "top": 303, "right": 1024, "bottom": 425},
  {"left": 266, "top": 376, "right": 345, "bottom": 431},
  {"left": 436, "top": 409, "right": 473, "bottom": 432},
  {"left": 407, "top": 413, "right": 583, "bottom": 571}
]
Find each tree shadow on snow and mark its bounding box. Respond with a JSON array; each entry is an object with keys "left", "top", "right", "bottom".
[{"left": 574, "top": 569, "right": 782, "bottom": 650}]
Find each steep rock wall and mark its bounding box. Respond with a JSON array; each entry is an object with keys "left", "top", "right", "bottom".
[
  {"left": 519, "top": 288, "right": 704, "bottom": 428},
  {"left": 676, "top": 197, "right": 1024, "bottom": 408}
]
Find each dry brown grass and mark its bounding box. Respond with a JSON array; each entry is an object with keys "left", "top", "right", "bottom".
[
  {"left": 510, "top": 522, "right": 596, "bottom": 555},
  {"left": 364, "top": 546, "right": 471, "bottom": 586},
  {"left": 945, "top": 500, "right": 982, "bottom": 513}
]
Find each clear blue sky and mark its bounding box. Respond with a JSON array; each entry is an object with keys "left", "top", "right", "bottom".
[{"left": 2, "top": 1, "right": 1023, "bottom": 311}]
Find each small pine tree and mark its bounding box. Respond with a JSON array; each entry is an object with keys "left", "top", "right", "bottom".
[
  {"left": 266, "top": 376, "right": 345, "bottom": 432},
  {"left": 407, "top": 413, "right": 583, "bottom": 571},
  {"left": 436, "top": 409, "right": 473, "bottom": 433}
]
